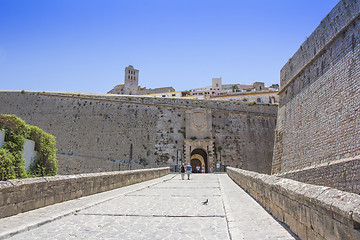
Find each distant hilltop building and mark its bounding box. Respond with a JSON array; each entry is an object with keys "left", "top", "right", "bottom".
[
  {"left": 123, "top": 65, "right": 139, "bottom": 95},
  {"left": 143, "top": 77, "right": 279, "bottom": 104},
  {"left": 189, "top": 77, "right": 279, "bottom": 93},
  {"left": 107, "top": 65, "right": 175, "bottom": 95},
  {"left": 187, "top": 77, "right": 279, "bottom": 103},
  {"left": 138, "top": 77, "right": 279, "bottom": 104},
  {"left": 108, "top": 66, "right": 278, "bottom": 104}
]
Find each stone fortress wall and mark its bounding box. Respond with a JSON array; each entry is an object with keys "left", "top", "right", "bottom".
[
  {"left": 272, "top": 0, "right": 360, "bottom": 193},
  {"left": 0, "top": 91, "right": 277, "bottom": 175}
]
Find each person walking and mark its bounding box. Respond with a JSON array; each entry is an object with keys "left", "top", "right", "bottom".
[
  {"left": 186, "top": 163, "right": 192, "bottom": 180},
  {"left": 180, "top": 164, "right": 185, "bottom": 180},
  {"left": 196, "top": 164, "right": 200, "bottom": 173}
]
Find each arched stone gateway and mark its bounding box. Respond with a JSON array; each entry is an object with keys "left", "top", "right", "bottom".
[
  {"left": 184, "top": 139, "right": 215, "bottom": 173},
  {"left": 190, "top": 149, "right": 207, "bottom": 173},
  {"left": 184, "top": 108, "right": 215, "bottom": 172}
]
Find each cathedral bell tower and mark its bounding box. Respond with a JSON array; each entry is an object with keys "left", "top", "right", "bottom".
[{"left": 124, "top": 65, "right": 139, "bottom": 95}]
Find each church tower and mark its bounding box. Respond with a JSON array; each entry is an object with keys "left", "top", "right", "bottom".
[{"left": 124, "top": 65, "right": 139, "bottom": 95}]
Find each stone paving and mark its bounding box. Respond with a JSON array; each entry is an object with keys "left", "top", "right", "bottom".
[{"left": 0, "top": 174, "right": 296, "bottom": 240}]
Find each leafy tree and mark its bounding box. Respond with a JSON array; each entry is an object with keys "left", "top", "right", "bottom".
[{"left": 231, "top": 85, "right": 239, "bottom": 92}]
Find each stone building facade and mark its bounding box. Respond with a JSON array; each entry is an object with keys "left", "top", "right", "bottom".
[
  {"left": 0, "top": 90, "right": 277, "bottom": 175},
  {"left": 209, "top": 91, "right": 279, "bottom": 104},
  {"left": 124, "top": 65, "right": 139, "bottom": 95},
  {"left": 107, "top": 65, "right": 174, "bottom": 95},
  {"left": 190, "top": 79, "right": 279, "bottom": 95},
  {"left": 272, "top": 0, "right": 360, "bottom": 193}
]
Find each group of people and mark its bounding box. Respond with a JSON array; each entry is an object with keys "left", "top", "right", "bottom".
[
  {"left": 194, "top": 164, "right": 205, "bottom": 173},
  {"left": 179, "top": 163, "right": 205, "bottom": 180}
]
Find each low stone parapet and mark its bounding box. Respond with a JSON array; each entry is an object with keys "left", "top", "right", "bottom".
[
  {"left": 0, "top": 167, "right": 169, "bottom": 219},
  {"left": 277, "top": 157, "right": 360, "bottom": 194},
  {"left": 227, "top": 167, "right": 360, "bottom": 240}
]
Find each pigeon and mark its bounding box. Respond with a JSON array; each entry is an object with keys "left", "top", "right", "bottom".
[{"left": 202, "top": 199, "right": 209, "bottom": 205}]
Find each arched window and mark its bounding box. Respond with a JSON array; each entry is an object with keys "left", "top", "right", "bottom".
[
  {"left": 243, "top": 99, "right": 248, "bottom": 102},
  {"left": 257, "top": 98, "right": 262, "bottom": 103},
  {"left": 270, "top": 97, "right": 276, "bottom": 104}
]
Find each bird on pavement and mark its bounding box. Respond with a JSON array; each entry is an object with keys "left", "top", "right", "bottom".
[{"left": 202, "top": 199, "right": 209, "bottom": 205}]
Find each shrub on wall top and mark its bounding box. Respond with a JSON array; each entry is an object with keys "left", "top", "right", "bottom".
[
  {"left": 29, "top": 125, "right": 57, "bottom": 176},
  {"left": 0, "top": 114, "right": 57, "bottom": 180},
  {"left": 0, "top": 115, "right": 28, "bottom": 178},
  {"left": 0, "top": 148, "right": 16, "bottom": 181}
]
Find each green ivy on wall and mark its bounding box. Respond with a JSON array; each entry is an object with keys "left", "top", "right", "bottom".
[{"left": 0, "top": 114, "right": 57, "bottom": 180}]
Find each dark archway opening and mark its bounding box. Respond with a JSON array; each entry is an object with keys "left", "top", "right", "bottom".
[
  {"left": 190, "top": 159, "right": 201, "bottom": 173},
  {"left": 191, "top": 148, "right": 208, "bottom": 173}
]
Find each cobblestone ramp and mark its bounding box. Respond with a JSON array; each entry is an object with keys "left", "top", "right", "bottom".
[{"left": 1, "top": 174, "right": 296, "bottom": 240}]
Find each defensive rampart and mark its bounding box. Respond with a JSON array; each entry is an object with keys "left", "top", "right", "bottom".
[
  {"left": 278, "top": 156, "right": 360, "bottom": 194},
  {"left": 0, "top": 167, "right": 169, "bottom": 219},
  {"left": 272, "top": 0, "right": 360, "bottom": 193},
  {"left": 227, "top": 167, "right": 360, "bottom": 240},
  {"left": 0, "top": 90, "right": 277, "bottom": 175}
]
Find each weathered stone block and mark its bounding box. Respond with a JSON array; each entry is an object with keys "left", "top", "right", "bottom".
[
  {"left": 20, "top": 199, "right": 36, "bottom": 212},
  {"left": 34, "top": 199, "right": 44, "bottom": 209},
  {"left": 0, "top": 204, "right": 17, "bottom": 218},
  {"left": 296, "top": 221, "right": 307, "bottom": 240},
  {"left": 306, "top": 226, "right": 326, "bottom": 240},
  {"left": 283, "top": 212, "right": 297, "bottom": 235},
  {"left": 44, "top": 196, "right": 55, "bottom": 206},
  {"left": 334, "top": 220, "right": 360, "bottom": 240},
  {"left": 298, "top": 204, "right": 311, "bottom": 228},
  {"left": 270, "top": 203, "right": 284, "bottom": 223},
  {"left": 320, "top": 189, "right": 360, "bottom": 228}
]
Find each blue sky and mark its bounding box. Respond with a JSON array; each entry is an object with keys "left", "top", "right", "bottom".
[{"left": 0, "top": 0, "right": 339, "bottom": 93}]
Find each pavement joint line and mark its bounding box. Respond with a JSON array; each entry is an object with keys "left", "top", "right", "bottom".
[
  {"left": 123, "top": 174, "right": 177, "bottom": 197},
  {"left": 151, "top": 187, "right": 220, "bottom": 189},
  {"left": 77, "top": 213, "right": 226, "bottom": 218},
  {"left": 0, "top": 174, "right": 175, "bottom": 240},
  {"left": 171, "top": 194, "right": 221, "bottom": 197},
  {"left": 125, "top": 194, "right": 222, "bottom": 197},
  {"left": 0, "top": 208, "right": 80, "bottom": 240},
  {"left": 218, "top": 175, "right": 244, "bottom": 240}
]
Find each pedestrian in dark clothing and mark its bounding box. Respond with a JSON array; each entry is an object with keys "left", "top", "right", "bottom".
[{"left": 180, "top": 164, "right": 185, "bottom": 180}]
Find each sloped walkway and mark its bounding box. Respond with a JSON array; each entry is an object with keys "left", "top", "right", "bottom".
[{"left": 0, "top": 174, "right": 296, "bottom": 240}]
